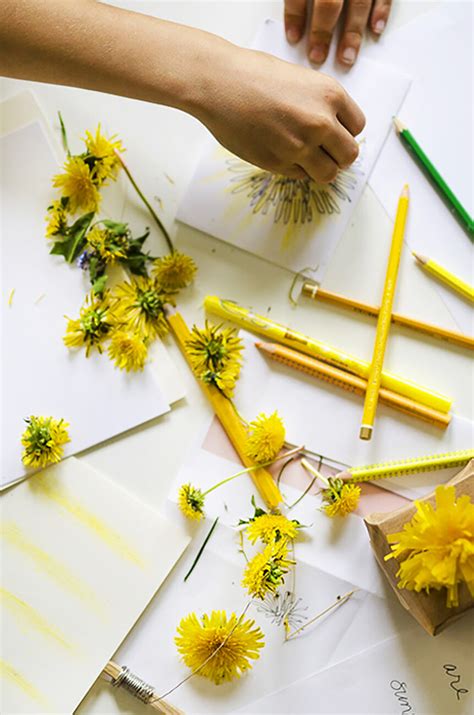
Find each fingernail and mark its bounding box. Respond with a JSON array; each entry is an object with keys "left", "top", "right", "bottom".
[
  {"left": 309, "top": 45, "right": 326, "bottom": 63},
  {"left": 286, "top": 27, "right": 300, "bottom": 44},
  {"left": 342, "top": 47, "right": 357, "bottom": 65},
  {"left": 374, "top": 19, "right": 386, "bottom": 34}
]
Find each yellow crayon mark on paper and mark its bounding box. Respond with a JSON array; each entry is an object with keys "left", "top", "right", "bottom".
[
  {"left": 1, "top": 522, "right": 101, "bottom": 611},
  {"left": 8, "top": 288, "right": 15, "bottom": 306},
  {"left": 30, "top": 475, "right": 145, "bottom": 567},
  {"left": 0, "top": 659, "right": 50, "bottom": 708},
  {"left": 1, "top": 588, "right": 73, "bottom": 650}
]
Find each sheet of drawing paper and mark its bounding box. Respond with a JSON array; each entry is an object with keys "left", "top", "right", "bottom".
[
  {"left": 112, "top": 513, "right": 412, "bottom": 714},
  {"left": 1, "top": 113, "right": 173, "bottom": 486},
  {"left": 167, "top": 441, "right": 387, "bottom": 597},
  {"left": 366, "top": 5, "right": 474, "bottom": 335},
  {"left": 1, "top": 457, "right": 190, "bottom": 713},
  {"left": 234, "top": 334, "right": 473, "bottom": 499},
  {"left": 236, "top": 613, "right": 474, "bottom": 714},
  {"left": 177, "top": 19, "right": 411, "bottom": 278}
]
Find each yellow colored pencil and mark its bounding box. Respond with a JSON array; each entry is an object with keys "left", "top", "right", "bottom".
[
  {"left": 204, "top": 296, "right": 451, "bottom": 414},
  {"left": 165, "top": 305, "right": 283, "bottom": 510},
  {"left": 339, "top": 449, "right": 474, "bottom": 482},
  {"left": 360, "top": 185, "right": 409, "bottom": 441},
  {"left": 256, "top": 341, "right": 450, "bottom": 430},
  {"left": 413, "top": 252, "right": 474, "bottom": 303}
]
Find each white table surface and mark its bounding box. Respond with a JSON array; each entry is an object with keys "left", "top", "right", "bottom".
[{"left": 1, "top": 2, "right": 473, "bottom": 713}]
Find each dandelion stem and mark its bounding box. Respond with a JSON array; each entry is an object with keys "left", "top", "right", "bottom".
[
  {"left": 301, "top": 458, "right": 328, "bottom": 486},
  {"left": 115, "top": 150, "right": 174, "bottom": 254},
  {"left": 202, "top": 446, "right": 304, "bottom": 497},
  {"left": 183, "top": 517, "right": 219, "bottom": 582},
  {"left": 285, "top": 589, "right": 358, "bottom": 641}
]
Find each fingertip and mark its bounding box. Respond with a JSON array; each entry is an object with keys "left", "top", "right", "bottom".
[
  {"left": 372, "top": 18, "right": 386, "bottom": 35},
  {"left": 309, "top": 44, "right": 328, "bottom": 64},
  {"left": 286, "top": 25, "right": 302, "bottom": 44},
  {"left": 340, "top": 46, "right": 358, "bottom": 66}
]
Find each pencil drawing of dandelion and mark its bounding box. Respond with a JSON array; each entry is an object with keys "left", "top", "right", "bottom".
[
  {"left": 226, "top": 153, "right": 364, "bottom": 226},
  {"left": 256, "top": 590, "right": 308, "bottom": 629}
]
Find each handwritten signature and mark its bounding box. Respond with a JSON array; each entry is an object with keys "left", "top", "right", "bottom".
[
  {"left": 390, "top": 680, "right": 416, "bottom": 715},
  {"left": 443, "top": 664, "right": 469, "bottom": 701}
]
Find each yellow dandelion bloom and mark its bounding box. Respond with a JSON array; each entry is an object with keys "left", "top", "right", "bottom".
[
  {"left": 21, "top": 416, "right": 70, "bottom": 469},
  {"left": 83, "top": 125, "right": 124, "bottom": 184},
  {"left": 86, "top": 226, "right": 128, "bottom": 263},
  {"left": 63, "top": 292, "right": 115, "bottom": 357},
  {"left": 246, "top": 513, "right": 299, "bottom": 545},
  {"left": 322, "top": 479, "right": 361, "bottom": 518},
  {"left": 45, "top": 200, "right": 68, "bottom": 238},
  {"left": 175, "top": 610, "right": 264, "bottom": 685},
  {"left": 53, "top": 156, "right": 101, "bottom": 214},
  {"left": 178, "top": 483, "right": 205, "bottom": 520},
  {"left": 112, "top": 277, "right": 173, "bottom": 341},
  {"left": 386, "top": 485, "right": 474, "bottom": 608},
  {"left": 242, "top": 540, "right": 293, "bottom": 600},
  {"left": 152, "top": 252, "right": 197, "bottom": 291},
  {"left": 108, "top": 330, "right": 147, "bottom": 372},
  {"left": 185, "top": 322, "right": 243, "bottom": 396},
  {"left": 244, "top": 412, "right": 286, "bottom": 464}
]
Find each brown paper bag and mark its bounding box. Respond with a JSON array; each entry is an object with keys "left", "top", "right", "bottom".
[{"left": 364, "top": 460, "right": 474, "bottom": 636}]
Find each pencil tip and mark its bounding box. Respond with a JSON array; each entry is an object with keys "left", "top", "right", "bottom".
[
  {"left": 393, "top": 117, "right": 405, "bottom": 133},
  {"left": 412, "top": 251, "right": 427, "bottom": 264},
  {"left": 402, "top": 184, "right": 409, "bottom": 197}
]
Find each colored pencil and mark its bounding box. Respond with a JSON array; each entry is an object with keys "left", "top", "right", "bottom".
[
  {"left": 301, "top": 281, "right": 473, "bottom": 351},
  {"left": 413, "top": 252, "right": 474, "bottom": 303},
  {"left": 360, "top": 185, "right": 409, "bottom": 441},
  {"left": 204, "top": 296, "right": 452, "bottom": 414},
  {"left": 256, "top": 341, "right": 450, "bottom": 430},
  {"left": 164, "top": 305, "right": 282, "bottom": 509},
  {"left": 339, "top": 449, "right": 474, "bottom": 482},
  {"left": 393, "top": 117, "right": 474, "bottom": 238}
]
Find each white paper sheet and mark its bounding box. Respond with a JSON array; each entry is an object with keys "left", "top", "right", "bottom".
[
  {"left": 1, "top": 108, "right": 173, "bottom": 486},
  {"left": 366, "top": 5, "right": 474, "bottom": 335},
  {"left": 236, "top": 613, "right": 474, "bottom": 714},
  {"left": 234, "top": 333, "right": 473, "bottom": 499},
  {"left": 113, "top": 511, "right": 412, "bottom": 714},
  {"left": 1, "top": 457, "right": 190, "bottom": 714},
  {"left": 177, "top": 19, "right": 411, "bottom": 279}
]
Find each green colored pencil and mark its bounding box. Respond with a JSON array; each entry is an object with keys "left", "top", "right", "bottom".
[{"left": 393, "top": 117, "right": 474, "bottom": 239}]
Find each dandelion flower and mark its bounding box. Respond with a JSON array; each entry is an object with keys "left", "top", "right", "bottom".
[
  {"left": 244, "top": 412, "right": 285, "bottom": 463},
  {"left": 175, "top": 610, "right": 264, "bottom": 685},
  {"left": 45, "top": 200, "right": 68, "bottom": 238},
  {"left": 242, "top": 540, "right": 293, "bottom": 600},
  {"left": 246, "top": 513, "right": 299, "bottom": 545},
  {"left": 86, "top": 225, "right": 128, "bottom": 263},
  {"left": 186, "top": 322, "right": 242, "bottom": 396},
  {"left": 322, "top": 478, "right": 361, "bottom": 518},
  {"left": 112, "top": 277, "right": 173, "bottom": 340},
  {"left": 178, "top": 483, "right": 205, "bottom": 520},
  {"left": 53, "top": 156, "right": 101, "bottom": 214},
  {"left": 21, "top": 416, "right": 70, "bottom": 469},
  {"left": 386, "top": 485, "right": 474, "bottom": 608},
  {"left": 108, "top": 330, "right": 147, "bottom": 372},
  {"left": 83, "top": 125, "right": 124, "bottom": 184},
  {"left": 63, "top": 292, "right": 115, "bottom": 356},
  {"left": 152, "top": 252, "right": 197, "bottom": 291}
]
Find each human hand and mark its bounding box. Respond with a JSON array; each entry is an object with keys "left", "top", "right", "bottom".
[
  {"left": 284, "top": 0, "right": 392, "bottom": 67},
  {"left": 196, "top": 45, "right": 365, "bottom": 183}
]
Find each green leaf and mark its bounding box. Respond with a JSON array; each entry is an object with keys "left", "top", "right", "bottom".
[
  {"left": 66, "top": 212, "right": 95, "bottom": 262},
  {"left": 92, "top": 275, "right": 108, "bottom": 295},
  {"left": 100, "top": 219, "right": 129, "bottom": 235},
  {"left": 123, "top": 254, "right": 149, "bottom": 276},
  {"left": 58, "top": 111, "right": 71, "bottom": 156}
]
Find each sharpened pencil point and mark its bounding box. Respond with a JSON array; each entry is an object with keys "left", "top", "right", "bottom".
[
  {"left": 412, "top": 252, "right": 427, "bottom": 265},
  {"left": 392, "top": 117, "right": 406, "bottom": 134},
  {"left": 402, "top": 184, "right": 409, "bottom": 197}
]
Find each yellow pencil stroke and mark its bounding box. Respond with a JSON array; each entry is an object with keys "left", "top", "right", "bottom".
[
  {"left": 1, "top": 588, "right": 73, "bottom": 651},
  {"left": 0, "top": 659, "right": 50, "bottom": 709},
  {"left": 1, "top": 522, "right": 102, "bottom": 613},
  {"left": 30, "top": 475, "right": 145, "bottom": 567}
]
